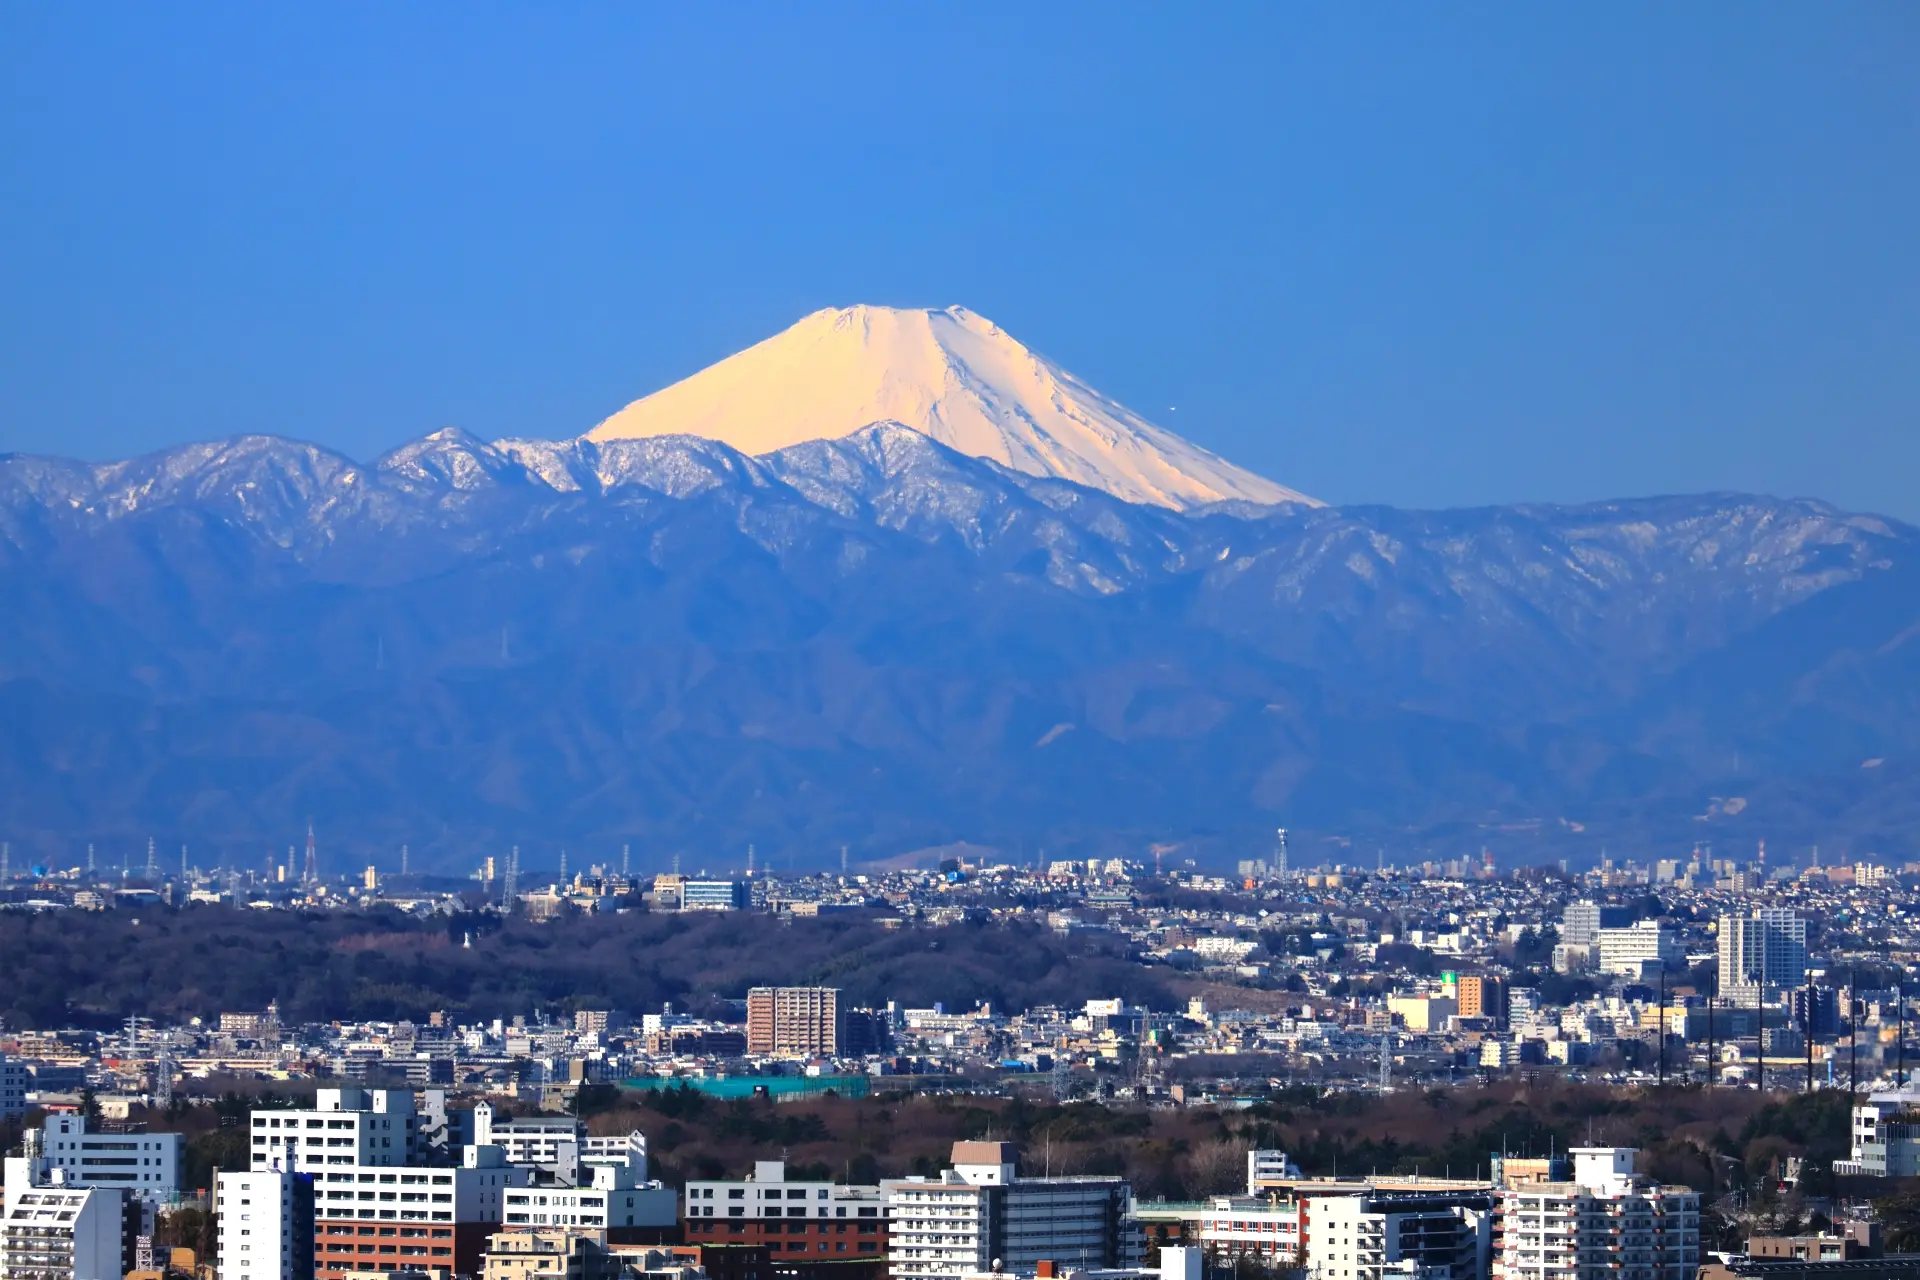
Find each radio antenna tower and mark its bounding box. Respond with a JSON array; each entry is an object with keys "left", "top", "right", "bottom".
[
  {"left": 400, "top": 845, "right": 409, "bottom": 876},
  {"left": 671, "top": 851, "right": 681, "bottom": 876},
  {"left": 1275, "top": 828, "right": 1289, "bottom": 878},
  {"left": 303, "top": 821, "right": 318, "bottom": 887},
  {"left": 746, "top": 844, "right": 755, "bottom": 877},
  {"left": 1378, "top": 1034, "right": 1393, "bottom": 1091},
  {"left": 180, "top": 844, "right": 189, "bottom": 885},
  {"left": 841, "top": 845, "right": 850, "bottom": 875},
  {"left": 622, "top": 845, "right": 631, "bottom": 880},
  {"left": 559, "top": 850, "right": 568, "bottom": 884},
  {"left": 502, "top": 846, "right": 519, "bottom": 910},
  {"left": 145, "top": 837, "right": 157, "bottom": 881},
  {"left": 1, "top": 841, "right": 8, "bottom": 883},
  {"left": 87, "top": 844, "right": 95, "bottom": 876}
]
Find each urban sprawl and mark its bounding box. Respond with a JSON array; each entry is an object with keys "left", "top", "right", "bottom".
[{"left": 5, "top": 836, "right": 1920, "bottom": 1280}]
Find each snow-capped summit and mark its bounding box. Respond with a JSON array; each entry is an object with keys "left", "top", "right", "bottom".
[{"left": 585, "top": 304, "right": 1315, "bottom": 510}]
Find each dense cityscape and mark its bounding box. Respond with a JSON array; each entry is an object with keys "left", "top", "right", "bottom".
[{"left": 5, "top": 838, "right": 1920, "bottom": 1280}]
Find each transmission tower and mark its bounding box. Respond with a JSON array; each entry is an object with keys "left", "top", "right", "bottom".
[
  {"left": 1, "top": 841, "right": 8, "bottom": 883},
  {"left": 622, "top": 845, "right": 631, "bottom": 880},
  {"left": 400, "top": 845, "right": 409, "bottom": 876},
  {"left": 559, "top": 850, "right": 568, "bottom": 885},
  {"left": 1378, "top": 1034, "right": 1393, "bottom": 1091},
  {"left": 302, "top": 821, "right": 318, "bottom": 887},
  {"left": 502, "top": 846, "right": 519, "bottom": 910},
  {"left": 145, "top": 837, "right": 157, "bottom": 880},
  {"left": 153, "top": 1030, "right": 173, "bottom": 1108},
  {"left": 87, "top": 844, "right": 95, "bottom": 876}
]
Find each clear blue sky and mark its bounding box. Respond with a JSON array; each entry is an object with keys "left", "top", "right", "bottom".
[{"left": 2, "top": 5, "right": 1915, "bottom": 516}]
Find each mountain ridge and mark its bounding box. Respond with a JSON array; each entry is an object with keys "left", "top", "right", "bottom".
[{"left": 0, "top": 422, "right": 1915, "bottom": 869}]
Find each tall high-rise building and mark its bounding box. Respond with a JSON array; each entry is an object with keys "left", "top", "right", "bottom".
[
  {"left": 1718, "top": 910, "right": 1808, "bottom": 997},
  {"left": 217, "top": 1167, "right": 317, "bottom": 1280},
  {"left": 746, "top": 988, "right": 841, "bottom": 1057},
  {"left": 1456, "top": 975, "right": 1509, "bottom": 1029}
]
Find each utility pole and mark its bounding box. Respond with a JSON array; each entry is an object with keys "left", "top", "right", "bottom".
[{"left": 1805, "top": 976, "right": 1815, "bottom": 1094}]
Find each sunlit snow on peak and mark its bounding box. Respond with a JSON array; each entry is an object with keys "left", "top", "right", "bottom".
[{"left": 585, "top": 304, "right": 1315, "bottom": 511}]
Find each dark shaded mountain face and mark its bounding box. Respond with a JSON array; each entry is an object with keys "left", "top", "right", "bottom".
[{"left": 1, "top": 423, "right": 1914, "bottom": 872}]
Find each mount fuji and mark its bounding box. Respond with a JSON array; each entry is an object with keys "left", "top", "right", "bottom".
[
  {"left": 0, "top": 307, "right": 1915, "bottom": 870},
  {"left": 586, "top": 305, "right": 1313, "bottom": 511}
]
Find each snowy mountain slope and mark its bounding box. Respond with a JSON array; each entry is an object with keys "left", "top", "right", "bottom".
[
  {"left": 585, "top": 305, "right": 1315, "bottom": 511},
  {"left": 0, "top": 423, "right": 1915, "bottom": 865}
]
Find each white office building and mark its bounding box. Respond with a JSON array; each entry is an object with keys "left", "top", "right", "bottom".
[
  {"left": 249, "top": 1089, "right": 421, "bottom": 1173},
  {"left": 0, "top": 1186, "right": 126, "bottom": 1280},
  {"left": 884, "top": 1143, "right": 1140, "bottom": 1280},
  {"left": 216, "top": 1168, "right": 316, "bottom": 1280},
  {"left": 18, "top": 1113, "right": 183, "bottom": 1205},
  {"left": 679, "top": 880, "right": 749, "bottom": 911},
  {"left": 1493, "top": 1148, "right": 1699, "bottom": 1280}
]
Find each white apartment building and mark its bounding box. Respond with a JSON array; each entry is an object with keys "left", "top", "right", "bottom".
[
  {"left": 250, "top": 1089, "right": 421, "bottom": 1173},
  {"left": 1494, "top": 1148, "right": 1699, "bottom": 1280},
  {"left": 308, "top": 1149, "right": 528, "bottom": 1226},
  {"left": 1196, "top": 1187, "right": 1488, "bottom": 1280},
  {"left": 472, "top": 1104, "right": 584, "bottom": 1180},
  {"left": 216, "top": 1168, "right": 316, "bottom": 1280},
  {"left": 884, "top": 1143, "right": 1140, "bottom": 1280},
  {"left": 1834, "top": 1089, "right": 1920, "bottom": 1177},
  {"left": 1594, "top": 923, "right": 1677, "bottom": 979},
  {"left": 0, "top": 1055, "right": 27, "bottom": 1119},
  {"left": 0, "top": 1186, "right": 125, "bottom": 1280},
  {"left": 1311, "top": 1192, "right": 1489, "bottom": 1280},
  {"left": 501, "top": 1164, "right": 677, "bottom": 1235},
  {"left": 23, "top": 1113, "right": 183, "bottom": 1204},
  {"left": 584, "top": 1134, "right": 650, "bottom": 1183},
  {"left": 1245, "top": 1150, "right": 1302, "bottom": 1192}
]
